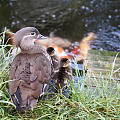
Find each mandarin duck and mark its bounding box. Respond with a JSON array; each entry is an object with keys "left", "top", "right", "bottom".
[{"left": 9, "top": 27, "right": 52, "bottom": 111}]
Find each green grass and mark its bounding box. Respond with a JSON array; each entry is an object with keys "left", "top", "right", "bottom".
[{"left": 0, "top": 30, "right": 120, "bottom": 120}]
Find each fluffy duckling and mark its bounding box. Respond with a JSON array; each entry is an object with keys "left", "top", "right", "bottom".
[
  {"left": 47, "top": 47, "right": 60, "bottom": 74},
  {"left": 54, "top": 58, "right": 72, "bottom": 93}
]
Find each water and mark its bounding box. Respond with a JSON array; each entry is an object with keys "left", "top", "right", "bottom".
[{"left": 0, "top": 0, "right": 120, "bottom": 51}]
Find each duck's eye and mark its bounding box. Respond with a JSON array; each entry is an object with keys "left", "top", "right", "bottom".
[{"left": 31, "top": 32, "right": 36, "bottom": 36}]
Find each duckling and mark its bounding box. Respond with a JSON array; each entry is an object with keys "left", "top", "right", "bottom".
[
  {"left": 47, "top": 47, "right": 60, "bottom": 74},
  {"left": 54, "top": 58, "right": 72, "bottom": 93}
]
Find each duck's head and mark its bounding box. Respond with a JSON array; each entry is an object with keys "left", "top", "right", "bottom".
[
  {"left": 47, "top": 47, "right": 55, "bottom": 56},
  {"left": 60, "top": 58, "right": 70, "bottom": 67},
  {"left": 14, "top": 27, "right": 47, "bottom": 51}
]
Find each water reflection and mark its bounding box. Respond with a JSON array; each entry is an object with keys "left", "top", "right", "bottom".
[
  {"left": 0, "top": 0, "right": 13, "bottom": 31},
  {"left": 0, "top": 0, "right": 120, "bottom": 51}
]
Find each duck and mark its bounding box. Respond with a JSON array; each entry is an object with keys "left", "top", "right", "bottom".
[{"left": 9, "top": 27, "right": 52, "bottom": 111}]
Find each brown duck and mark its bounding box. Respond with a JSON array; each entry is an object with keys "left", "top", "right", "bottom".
[
  {"left": 54, "top": 58, "right": 72, "bottom": 93},
  {"left": 9, "top": 27, "right": 52, "bottom": 111}
]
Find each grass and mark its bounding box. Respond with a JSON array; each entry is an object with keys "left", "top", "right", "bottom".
[{"left": 0, "top": 30, "right": 120, "bottom": 120}]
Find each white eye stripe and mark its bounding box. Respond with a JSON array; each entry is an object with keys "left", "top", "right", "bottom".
[
  {"left": 23, "top": 33, "right": 36, "bottom": 39},
  {"left": 23, "top": 34, "right": 32, "bottom": 39}
]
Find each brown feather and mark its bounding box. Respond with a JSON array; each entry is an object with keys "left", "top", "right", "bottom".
[{"left": 9, "top": 50, "right": 51, "bottom": 109}]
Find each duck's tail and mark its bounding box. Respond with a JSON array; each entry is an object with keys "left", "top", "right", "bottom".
[{"left": 11, "top": 87, "right": 22, "bottom": 111}]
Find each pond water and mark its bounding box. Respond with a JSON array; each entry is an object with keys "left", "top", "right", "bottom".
[{"left": 0, "top": 0, "right": 120, "bottom": 51}]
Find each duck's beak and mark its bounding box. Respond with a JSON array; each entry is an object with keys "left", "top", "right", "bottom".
[
  {"left": 35, "top": 34, "right": 48, "bottom": 45},
  {"left": 37, "top": 34, "right": 48, "bottom": 39}
]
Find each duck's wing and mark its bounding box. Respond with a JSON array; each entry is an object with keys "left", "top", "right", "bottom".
[
  {"left": 30, "top": 53, "right": 52, "bottom": 84},
  {"left": 9, "top": 55, "right": 21, "bottom": 95},
  {"left": 9, "top": 54, "right": 22, "bottom": 111}
]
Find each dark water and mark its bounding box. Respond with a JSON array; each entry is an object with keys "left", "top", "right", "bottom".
[{"left": 0, "top": 0, "right": 120, "bottom": 51}]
